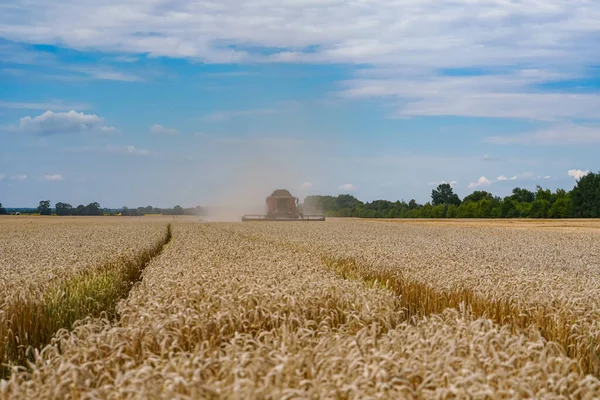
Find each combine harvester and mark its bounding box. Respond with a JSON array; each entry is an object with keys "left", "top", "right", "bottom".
[{"left": 242, "top": 189, "right": 325, "bottom": 222}]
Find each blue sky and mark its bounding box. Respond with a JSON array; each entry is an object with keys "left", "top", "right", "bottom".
[{"left": 1, "top": 0, "right": 599, "bottom": 208}]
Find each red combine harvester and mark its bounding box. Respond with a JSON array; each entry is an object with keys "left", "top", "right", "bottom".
[{"left": 242, "top": 189, "right": 325, "bottom": 222}]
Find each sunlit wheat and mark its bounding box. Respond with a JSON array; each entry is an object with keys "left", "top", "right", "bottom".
[{"left": 2, "top": 220, "right": 599, "bottom": 399}]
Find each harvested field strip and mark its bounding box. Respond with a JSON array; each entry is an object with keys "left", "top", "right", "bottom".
[
  {"left": 225, "top": 228, "right": 599, "bottom": 377},
  {"left": 0, "top": 224, "right": 172, "bottom": 378}
]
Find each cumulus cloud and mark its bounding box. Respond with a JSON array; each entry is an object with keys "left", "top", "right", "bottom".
[
  {"left": 568, "top": 169, "right": 590, "bottom": 180},
  {"left": 9, "top": 110, "right": 115, "bottom": 136},
  {"left": 338, "top": 183, "right": 357, "bottom": 191},
  {"left": 44, "top": 174, "right": 63, "bottom": 181},
  {"left": 468, "top": 176, "right": 492, "bottom": 189},
  {"left": 150, "top": 124, "right": 179, "bottom": 135},
  {"left": 497, "top": 175, "right": 517, "bottom": 181},
  {"left": 300, "top": 181, "right": 313, "bottom": 189},
  {"left": 9, "top": 174, "right": 27, "bottom": 181}
]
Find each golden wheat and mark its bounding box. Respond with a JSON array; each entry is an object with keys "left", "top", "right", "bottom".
[
  {"left": 224, "top": 219, "right": 600, "bottom": 376},
  {"left": 0, "top": 217, "right": 170, "bottom": 376},
  {"left": 2, "top": 221, "right": 599, "bottom": 399}
]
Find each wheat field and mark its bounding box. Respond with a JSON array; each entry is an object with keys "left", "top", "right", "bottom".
[
  {"left": 1, "top": 217, "right": 600, "bottom": 398},
  {"left": 0, "top": 217, "right": 171, "bottom": 377}
]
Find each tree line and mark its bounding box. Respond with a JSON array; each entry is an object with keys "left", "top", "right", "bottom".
[
  {"left": 303, "top": 171, "right": 600, "bottom": 219},
  {"left": 2, "top": 171, "right": 599, "bottom": 219},
  {"left": 0, "top": 200, "right": 205, "bottom": 216}
]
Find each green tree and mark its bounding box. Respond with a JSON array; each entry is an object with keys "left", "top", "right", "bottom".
[
  {"left": 86, "top": 202, "right": 103, "bottom": 216},
  {"left": 548, "top": 197, "right": 572, "bottom": 218},
  {"left": 510, "top": 188, "right": 535, "bottom": 203},
  {"left": 0, "top": 202, "right": 6, "bottom": 215},
  {"left": 570, "top": 171, "right": 600, "bottom": 217},
  {"left": 420, "top": 203, "right": 434, "bottom": 218},
  {"left": 408, "top": 199, "right": 419, "bottom": 210},
  {"left": 501, "top": 198, "right": 520, "bottom": 218},
  {"left": 37, "top": 200, "right": 51, "bottom": 216},
  {"left": 336, "top": 194, "right": 362, "bottom": 210},
  {"left": 476, "top": 198, "right": 494, "bottom": 218},
  {"left": 530, "top": 199, "right": 550, "bottom": 218},
  {"left": 173, "top": 205, "right": 184, "bottom": 215},
  {"left": 55, "top": 202, "right": 73, "bottom": 216},
  {"left": 431, "top": 204, "right": 446, "bottom": 218},
  {"left": 462, "top": 191, "right": 493, "bottom": 204},
  {"left": 446, "top": 204, "right": 458, "bottom": 218},
  {"left": 456, "top": 201, "right": 478, "bottom": 218},
  {"left": 431, "top": 183, "right": 461, "bottom": 206},
  {"left": 535, "top": 185, "right": 552, "bottom": 202}
]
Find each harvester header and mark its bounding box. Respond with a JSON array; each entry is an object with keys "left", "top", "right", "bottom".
[{"left": 242, "top": 189, "right": 325, "bottom": 222}]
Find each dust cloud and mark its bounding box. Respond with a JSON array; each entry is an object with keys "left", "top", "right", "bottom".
[{"left": 200, "top": 137, "right": 318, "bottom": 222}]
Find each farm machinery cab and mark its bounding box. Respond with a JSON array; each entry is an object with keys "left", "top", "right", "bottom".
[{"left": 242, "top": 189, "right": 326, "bottom": 222}]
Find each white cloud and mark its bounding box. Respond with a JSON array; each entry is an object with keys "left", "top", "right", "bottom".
[
  {"left": 0, "top": 1, "right": 597, "bottom": 121},
  {"left": 468, "top": 176, "right": 492, "bottom": 189},
  {"left": 199, "top": 108, "right": 277, "bottom": 122},
  {"left": 485, "top": 125, "right": 600, "bottom": 145},
  {"left": 8, "top": 110, "right": 115, "bottom": 136},
  {"left": 1, "top": 1, "right": 597, "bottom": 68},
  {"left": 568, "top": 169, "right": 590, "bottom": 180},
  {"left": 496, "top": 175, "right": 517, "bottom": 181},
  {"left": 65, "top": 145, "right": 149, "bottom": 156},
  {"left": 0, "top": 100, "right": 90, "bottom": 111},
  {"left": 544, "top": 176, "right": 552, "bottom": 179},
  {"left": 44, "top": 174, "right": 63, "bottom": 181},
  {"left": 9, "top": 174, "right": 27, "bottom": 181},
  {"left": 151, "top": 124, "right": 179, "bottom": 135},
  {"left": 0, "top": 174, "right": 5, "bottom": 181},
  {"left": 300, "top": 181, "right": 313, "bottom": 189},
  {"left": 342, "top": 73, "right": 600, "bottom": 121},
  {"left": 338, "top": 183, "right": 357, "bottom": 191}
]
